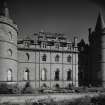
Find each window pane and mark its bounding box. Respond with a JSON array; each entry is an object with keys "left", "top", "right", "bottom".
[
  {"left": 41, "top": 69, "right": 46, "bottom": 80},
  {"left": 42, "top": 54, "right": 46, "bottom": 61},
  {"left": 55, "top": 69, "right": 59, "bottom": 81},
  {"left": 55, "top": 55, "right": 59, "bottom": 62},
  {"left": 26, "top": 53, "right": 30, "bottom": 61},
  {"left": 67, "top": 55, "right": 71, "bottom": 63},
  {"left": 24, "top": 69, "right": 29, "bottom": 80},
  {"left": 7, "top": 69, "right": 12, "bottom": 81},
  {"left": 67, "top": 70, "right": 72, "bottom": 81}
]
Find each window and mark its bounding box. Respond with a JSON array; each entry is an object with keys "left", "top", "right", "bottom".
[
  {"left": 54, "top": 69, "right": 60, "bottom": 81},
  {"left": 67, "top": 55, "right": 72, "bottom": 63},
  {"left": 55, "top": 43, "right": 59, "bottom": 49},
  {"left": 26, "top": 53, "right": 30, "bottom": 61},
  {"left": 42, "top": 42, "right": 46, "bottom": 48},
  {"left": 7, "top": 69, "right": 12, "bottom": 81},
  {"left": 42, "top": 54, "right": 47, "bottom": 61},
  {"left": 55, "top": 54, "right": 59, "bottom": 62},
  {"left": 8, "top": 31, "right": 12, "bottom": 40},
  {"left": 41, "top": 68, "right": 47, "bottom": 81},
  {"left": 24, "top": 68, "right": 29, "bottom": 80},
  {"left": 67, "top": 70, "right": 72, "bottom": 81},
  {"left": 67, "top": 44, "right": 71, "bottom": 49},
  {"left": 8, "top": 49, "right": 12, "bottom": 56},
  {"left": 24, "top": 41, "right": 30, "bottom": 48}
]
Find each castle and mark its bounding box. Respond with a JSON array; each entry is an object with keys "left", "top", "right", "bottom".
[
  {"left": 0, "top": 2, "right": 78, "bottom": 89},
  {"left": 78, "top": 11, "right": 105, "bottom": 87},
  {"left": 0, "top": 1, "right": 105, "bottom": 89}
]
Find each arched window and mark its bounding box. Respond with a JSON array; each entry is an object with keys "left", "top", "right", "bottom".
[
  {"left": 42, "top": 54, "right": 47, "bottom": 61},
  {"left": 54, "top": 69, "right": 60, "bottom": 81},
  {"left": 67, "top": 69, "right": 72, "bottom": 81},
  {"left": 8, "top": 49, "right": 12, "bottom": 56},
  {"left": 7, "top": 69, "right": 12, "bottom": 81},
  {"left": 67, "top": 55, "right": 72, "bottom": 63},
  {"left": 55, "top": 54, "right": 59, "bottom": 62},
  {"left": 24, "top": 68, "right": 29, "bottom": 80},
  {"left": 26, "top": 53, "right": 30, "bottom": 61},
  {"left": 41, "top": 68, "right": 47, "bottom": 81}
]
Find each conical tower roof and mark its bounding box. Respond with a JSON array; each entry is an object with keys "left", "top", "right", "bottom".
[{"left": 95, "top": 11, "right": 105, "bottom": 32}]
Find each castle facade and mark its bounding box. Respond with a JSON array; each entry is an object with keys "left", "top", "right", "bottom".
[{"left": 0, "top": 2, "right": 78, "bottom": 89}]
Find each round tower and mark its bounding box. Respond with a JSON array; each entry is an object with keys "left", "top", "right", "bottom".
[{"left": 0, "top": 1, "right": 18, "bottom": 83}]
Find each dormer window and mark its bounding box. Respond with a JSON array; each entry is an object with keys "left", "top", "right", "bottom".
[
  {"left": 67, "top": 44, "right": 71, "bottom": 49},
  {"left": 24, "top": 41, "right": 30, "bottom": 48},
  {"left": 42, "top": 42, "right": 47, "bottom": 48},
  {"left": 55, "top": 43, "right": 59, "bottom": 49}
]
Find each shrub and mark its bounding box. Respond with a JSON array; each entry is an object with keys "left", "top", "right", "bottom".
[
  {"left": 10, "top": 84, "right": 21, "bottom": 94},
  {"left": 91, "top": 94, "right": 105, "bottom": 105},
  {"left": 22, "top": 82, "right": 34, "bottom": 94},
  {"left": 0, "top": 83, "right": 11, "bottom": 94}
]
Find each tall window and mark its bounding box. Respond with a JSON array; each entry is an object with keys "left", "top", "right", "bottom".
[
  {"left": 67, "top": 69, "right": 72, "bottom": 81},
  {"left": 7, "top": 69, "right": 12, "bottom": 81},
  {"left": 42, "top": 54, "right": 47, "bottom": 61},
  {"left": 41, "top": 68, "right": 47, "bottom": 81},
  {"left": 55, "top": 54, "right": 59, "bottom": 62},
  {"left": 67, "top": 55, "right": 72, "bottom": 63},
  {"left": 54, "top": 69, "right": 60, "bottom": 81},
  {"left": 24, "top": 68, "right": 29, "bottom": 80},
  {"left": 26, "top": 53, "right": 30, "bottom": 61}
]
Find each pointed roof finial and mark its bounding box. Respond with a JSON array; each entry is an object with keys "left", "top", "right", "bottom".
[
  {"left": 95, "top": 10, "right": 105, "bottom": 31},
  {"left": 0, "top": 0, "right": 10, "bottom": 18}
]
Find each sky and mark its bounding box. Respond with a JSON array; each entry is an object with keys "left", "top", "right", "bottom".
[{"left": 4, "top": 0, "right": 105, "bottom": 43}]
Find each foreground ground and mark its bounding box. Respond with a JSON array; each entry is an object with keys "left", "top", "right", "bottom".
[{"left": 0, "top": 92, "right": 100, "bottom": 103}]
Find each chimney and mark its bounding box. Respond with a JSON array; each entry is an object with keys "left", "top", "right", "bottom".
[{"left": 88, "top": 28, "right": 92, "bottom": 36}]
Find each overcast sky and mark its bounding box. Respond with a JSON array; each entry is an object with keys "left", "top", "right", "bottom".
[{"left": 5, "top": 0, "right": 105, "bottom": 43}]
